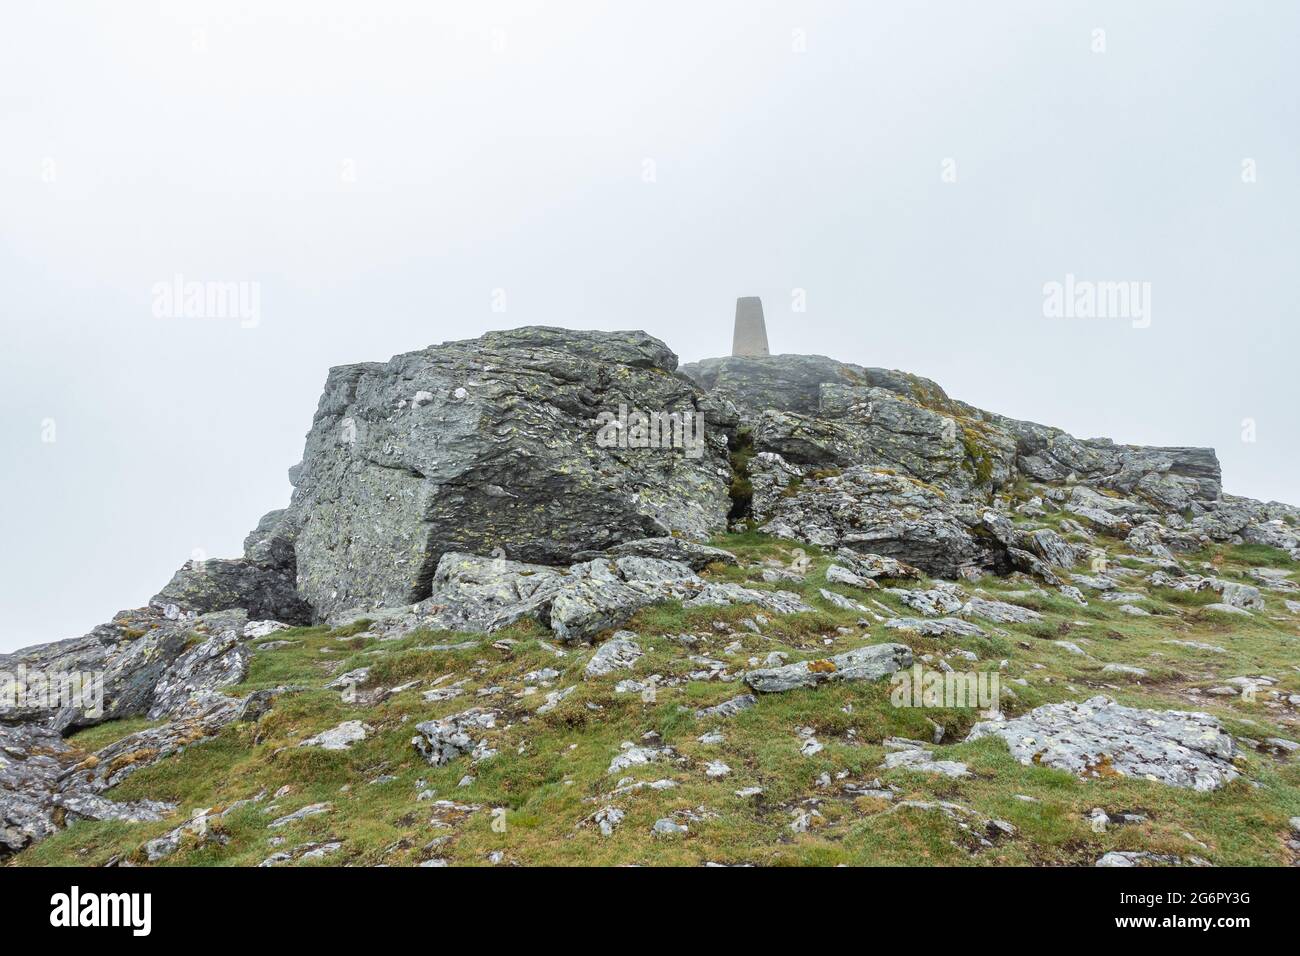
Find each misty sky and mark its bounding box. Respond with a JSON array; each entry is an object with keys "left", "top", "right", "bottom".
[{"left": 2, "top": 1, "right": 1297, "bottom": 652}]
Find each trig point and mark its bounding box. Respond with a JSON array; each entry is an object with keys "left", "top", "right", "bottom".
[{"left": 731, "top": 296, "right": 769, "bottom": 357}]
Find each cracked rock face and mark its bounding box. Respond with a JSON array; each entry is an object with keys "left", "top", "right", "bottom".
[
  {"left": 751, "top": 459, "right": 993, "bottom": 577},
  {"left": 966, "top": 696, "right": 1238, "bottom": 790},
  {"left": 147, "top": 626, "right": 251, "bottom": 721},
  {"left": 0, "top": 723, "right": 81, "bottom": 852},
  {"left": 276, "top": 328, "right": 732, "bottom": 619},
  {"left": 684, "top": 352, "right": 1220, "bottom": 511}
]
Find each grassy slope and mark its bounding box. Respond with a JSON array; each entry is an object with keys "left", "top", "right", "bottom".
[{"left": 13, "top": 522, "right": 1300, "bottom": 867}]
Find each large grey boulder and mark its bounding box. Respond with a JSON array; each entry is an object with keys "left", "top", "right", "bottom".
[
  {"left": 278, "top": 328, "right": 731, "bottom": 620},
  {"left": 966, "top": 696, "right": 1238, "bottom": 790}
]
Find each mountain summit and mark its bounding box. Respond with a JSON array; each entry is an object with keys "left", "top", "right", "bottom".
[{"left": 4, "top": 327, "right": 1297, "bottom": 866}]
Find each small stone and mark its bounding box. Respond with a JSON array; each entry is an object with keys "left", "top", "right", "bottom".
[
  {"left": 268, "top": 803, "right": 331, "bottom": 829},
  {"left": 652, "top": 818, "right": 688, "bottom": 836},
  {"left": 593, "top": 806, "right": 625, "bottom": 836},
  {"left": 298, "top": 720, "right": 370, "bottom": 751}
]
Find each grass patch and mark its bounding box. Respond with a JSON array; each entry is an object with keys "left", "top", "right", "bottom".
[{"left": 12, "top": 532, "right": 1300, "bottom": 868}]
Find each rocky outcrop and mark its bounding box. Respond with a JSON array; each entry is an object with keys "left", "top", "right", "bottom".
[
  {"left": 682, "top": 352, "right": 1222, "bottom": 513},
  {"left": 750, "top": 458, "right": 995, "bottom": 577},
  {"left": 999, "top": 421, "right": 1222, "bottom": 510},
  {"left": 966, "top": 696, "right": 1238, "bottom": 791},
  {"left": 2, "top": 608, "right": 251, "bottom": 733},
  {"left": 0, "top": 718, "right": 179, "bottom": 853},
  {"left": 61, "top": 335, "right": 1240, "bottom": 640},
  {"left": 0, "top": 608, "right": 281, "bottom": 854},
  {"left": 151, "top": 557, "right": 311, "bottom": 626}
]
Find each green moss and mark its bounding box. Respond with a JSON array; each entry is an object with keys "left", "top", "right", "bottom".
[
  {"left": 726, "top": 427, "right": 756, "bottom": 521},
  {"left": 901, "top": 373, "right": 955, "bottom": 414},
  {"left": 960, "top": 426, "right": 995, "bottom": 485}
]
